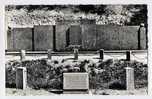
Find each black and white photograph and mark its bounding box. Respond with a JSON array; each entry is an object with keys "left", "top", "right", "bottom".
[{"left": 4, "top": 4, "right": 148, "bottom": 95}]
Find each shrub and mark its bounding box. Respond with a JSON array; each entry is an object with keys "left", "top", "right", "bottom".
[
  {"left": 6, "top": 58, "right": 147, "bottom": 90},
  {"left": 93, "top": 59, "right": 148, "bottom": 89}
]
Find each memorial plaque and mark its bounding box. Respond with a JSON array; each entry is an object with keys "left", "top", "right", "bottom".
[
  {"left": 63, "top": 73, "right": 89, "bottom": 94},
  {"left": 34, "top": 25, "right": 53, "bottom": 50},
  {"left": 11, "top": 28, "right": 33, "bottom": 50},
  {"left": 56, "top": 25, "right": 70, "bottom": 51},
  {"left": 69, "top": 25, "right": 82, "bottom": 45},
  {"left": 81, "top": 24, "right": 97, "bottom": 50}
]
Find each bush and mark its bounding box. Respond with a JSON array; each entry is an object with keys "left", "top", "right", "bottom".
[
  {"left": 93, "top": 59, "right": 148, "bottom": 89},
  {"left": 6, "top": 59, "right": 63, "bottom": 89},
  {"left": 6, "top": 58, "right": 147, "bottom": 90}
]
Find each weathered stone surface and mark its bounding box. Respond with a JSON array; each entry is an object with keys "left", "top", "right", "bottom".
[
  {"left": 81, "top": 25, "right": 97, "bottom": 50},
  {"left": 69, "top": 25, "right": 82, "bottom": 45},
  {"left": 47, "top": 49, "right": 52, "bottom": 59},
  {"left": 96, "top": 25, "right": 120, "bottom": 50},
  {"left": 34, "top": 25, "right": 53, "bottom": 50},
  {"left": 126, "top": 51, "right": 131, "bottom": 61},
  {"left": 55, "top": 25, "right": 70, "bottom": 51},
  {"left": 20, "top": 50, "right": 26, "bottom": 61},
  {"left": 7, "top": 28, "right": 14, "bottom": 50},
  {"left": 63, "top": 73, "right": 89, "bottom": 90},
  {"left": 139, "top": 26, "right": 147, "bottom": 50},
  {"left": 73, "top": 48, "right": 79, "bottom": 60},
  {"left": 7, "top": 25, "right": 147, "bottom": 51},
  {"left": 96, "top": 25, "right": 139, "bottom": 50},
  {"left": 118, "top": 26, "right": 139, "bottom": 50},
  {"left": 125, "top": 67, "right": 135, "bottom": 90},
  {"left": 16, "top": 67, "right": 27, "bottom": 89},
  {"left": 11, "top": 28, "right": 33, "bottom": 50},
  {"left": 99, "top": 49, "right": 104, "bottom": 59}
]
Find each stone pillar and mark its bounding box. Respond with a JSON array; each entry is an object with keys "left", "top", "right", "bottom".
[
  {"left": 138, "top": 23, "right": 147, "bottom": 50},
  {"left": 47, "top": 49, "right": 52, "bottom": 60},
  {"left": 126, "top": 51, "right": 131, "bottom": 61},
  {"left": 20, "top": 50, "right": 26, "bottom": 61},
  {"left": 16, "top": 67, "right": 27, "bottom": 89},
  {"left": 125, "top": 67, "right": 135, "bottom": 90},
  {"left": 74, "top": 48, "right": 78, "bottom": 60},
  {"left": 99, "top": 49, "right": 104, "bottom": 60}
]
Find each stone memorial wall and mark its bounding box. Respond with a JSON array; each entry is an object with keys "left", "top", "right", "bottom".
[
  {"left": 69, "top": 25, "right": 82, "bottom": 46},
  {"left": 7, "top": 24, "right": 147, "bottom": 51},
  {"left": 81, "top": 24, "right": 97, "bottom": 50},
  {"left": 34, "top": 25, "right": 54, "bottom": 50},
  {"left": 8, "top": 28, "right": 33, "bottom": 50},
  {"left": 55, "top": 24, "right": 70, "bottom": 51}
]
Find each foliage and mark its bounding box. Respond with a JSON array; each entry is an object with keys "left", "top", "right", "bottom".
[
  {"left": 6, "top": 58, "right": 147, "bottom": 90},
  {"left": 5, "top": 5, "right": 147, "bottom": 25}
]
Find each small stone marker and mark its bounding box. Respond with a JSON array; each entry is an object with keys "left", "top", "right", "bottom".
[
  {"left": 74, "top": 48, "right": 79, "bottom": 60},
  {"left": 125, "top": 67, "right": 135, "bottom": 90},
  {"left": 20, "top": 50, "right": 26, "bottom": 61},
  {"left": 126, "top": 51, "right": 131, "bottom": 61},
  {"left": 47, "top": 49, "right": 52, "bottom": 59},
  {"left": 63, "top": 73, "right": 89, "bottom": 94},
  {"left": 16, "top": 67, "right": 27, "bottom": 89},
  {"left": 99, "top": 49, "right": 104, "bottom": 60}
]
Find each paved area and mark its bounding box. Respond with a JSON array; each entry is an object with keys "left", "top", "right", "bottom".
[{"left": 5, "top": 52, "right": 147, "bottom": 64}]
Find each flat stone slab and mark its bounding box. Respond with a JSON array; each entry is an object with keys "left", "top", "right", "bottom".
[
  {"left": 63, "top": 73, "right": 89, "bottom": 90},
  {"left": 63, "top": 73, "right": 89, "bottom": 94}
]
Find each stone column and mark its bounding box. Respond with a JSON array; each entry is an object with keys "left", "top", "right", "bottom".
[
  {"left": 74, "top": 48, "right": 78, "bottom": 60},
  {"left": 126, "top": 51, "right": 131, "bottom": 61},
  {"left": 16, "top": 67, "right": 27, "bottom": 89},
  {"left": 20, "top": 50, "right": 26, "bottom": 61},
  {"left": 47, "top": 49, "right": 52, "bottom": 60},
  {"left": 138, "top": 23, "right": 147, "bottom": 50},
  {"left": 125, "top": 67, "right": 135, "bottom": 90},
  {"left": 99, "top": 49, "right": 104, "bottom": 60}
]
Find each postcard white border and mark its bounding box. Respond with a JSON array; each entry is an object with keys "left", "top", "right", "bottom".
[{"left": 0, "top": 0, "right": 152, "bottom": 98}]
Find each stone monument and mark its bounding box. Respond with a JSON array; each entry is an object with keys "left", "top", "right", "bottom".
[{"left": 63, "top": 73, "right": 89, "bottom": 94}]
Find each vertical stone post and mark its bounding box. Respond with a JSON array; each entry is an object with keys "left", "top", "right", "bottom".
[
  {"left": 16, "top": 67, "right": 27, "bottom": 89},
  {"left": 47, "top": 49, "right": 52, "bottom": 60},
  {"left": 138, "top": 23, "right": 146, "bottom": 50},
  {"left": 74, "top": 48, "right": 78, "bottom": 60},
  {"left": 126, "top": 51, "right": 131, "bottom": 61},
  {"left": 125, "top": 67, "right": 135, "bottom": 90},
  {"left": 99, "top": 49, "right": 104, "bottom": 60},
  {"left": 20, "top": 50, "right": 26, "bottom": 61}
]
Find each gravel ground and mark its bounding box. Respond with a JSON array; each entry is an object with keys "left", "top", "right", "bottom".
[
  {"left": 6, "top": 88, "right": 56, "bottom": 96},
  {"left": 6, "top": 87, "right": 148, "bottom": 96},
  {"left": 91, "top": 88, "right": 148, "bottom": 95}
]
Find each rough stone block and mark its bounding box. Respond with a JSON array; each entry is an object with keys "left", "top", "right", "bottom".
[
  {"left": 34, "top": 25, "right": 53, "bottom": 50},
  {"left": 125, "top": 67, "right": 135, "bottom": 90},
  {"left": 56, "top": 25, "right": 70, "bottom": 51},
  {"left": 16, "top": 67, "right": 27, "bottom": 89},
  {"left": 81, "top": 25, "right": 97, "bottom": 50},
  {"left": 20, "top": 50, "right": 26, "bottom": 61},
  {"left": 11, "top": 28, "right": 33, "bottom": 50},
  {"left": 74, "top": 48, "right": 79, "bottom": 60},
  {"left": 69, "top": 25, "right": 82, "bottom": 45},
  {"left": 47, "top": 49, "right": 52, "bottom": 59}
]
